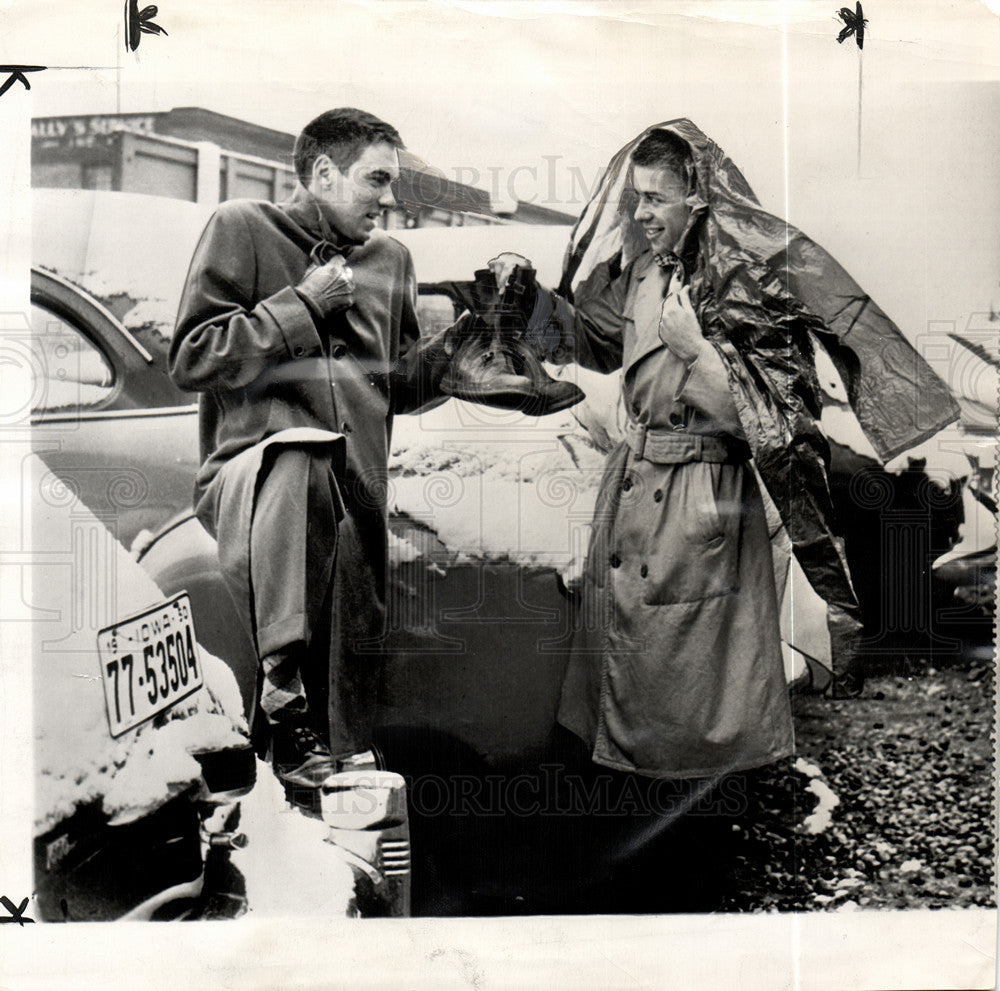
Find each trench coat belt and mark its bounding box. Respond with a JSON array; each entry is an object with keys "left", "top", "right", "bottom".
[{"left": 623, "top": 419, "right": 748, "bottom": 465}]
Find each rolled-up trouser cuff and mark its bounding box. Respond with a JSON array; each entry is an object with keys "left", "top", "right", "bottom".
[{"left": 256, "top": 612, "right": 309, "bottom": 660}]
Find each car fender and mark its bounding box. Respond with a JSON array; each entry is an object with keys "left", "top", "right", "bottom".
[{"left": 138, "top": 512, "right": 258, "bottom": 720}]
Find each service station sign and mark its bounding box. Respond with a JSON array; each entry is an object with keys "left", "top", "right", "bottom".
[{"left": 31, "top": 114, "right": 158, "bottom": 150}]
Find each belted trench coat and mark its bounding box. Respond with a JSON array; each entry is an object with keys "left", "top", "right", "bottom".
[{"left": 535, "top": 252, "right": 794, "bottom": 779}]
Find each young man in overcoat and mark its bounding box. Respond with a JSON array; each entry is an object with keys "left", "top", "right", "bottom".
[{"left": 170, "top": 108, "right": 451, "bottom": 805}]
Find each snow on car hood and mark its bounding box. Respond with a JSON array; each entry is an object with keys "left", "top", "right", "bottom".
[
  {"left": 33, "top": 189, "right": 213, "bottom": 341},
  {"left": 388, "top": 397, "right": 609, "bottom": 578},
  {"left": 32, "top": 455, "right": 248, "bottom": 833}
]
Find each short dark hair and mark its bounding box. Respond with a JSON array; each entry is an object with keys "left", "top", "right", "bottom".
[
  {"left": 294, "top": 108, "right": 404, "bottom": 184},
  {"left": 631, "top": 129, "right": 691, "bottom": 177}
]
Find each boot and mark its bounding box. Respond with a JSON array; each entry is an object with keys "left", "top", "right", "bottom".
[
  {"left": 270, "top": 718, "right": 338, "bottom": 812},
  {"left": 440, "top": 266, "right": 585, "bottom": 415}
]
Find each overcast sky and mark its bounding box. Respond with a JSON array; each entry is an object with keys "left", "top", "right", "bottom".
[
  {"left": 13, "top": 1, "right": 999, "bottom": 187},
  {"left": 6, "top": 0, "right": 1000, "bottom": 367}
]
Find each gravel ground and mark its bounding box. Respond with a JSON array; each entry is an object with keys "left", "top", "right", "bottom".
[{"left": 721, "top": 658, "right": 996, "bottom": 912}]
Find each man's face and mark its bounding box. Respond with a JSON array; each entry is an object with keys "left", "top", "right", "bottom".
[
  {"left": 312, "top": 141, "right": 400, "bottom": 244},
  {"left": 632, "top": 163, "right": 691, "bottom": 256}
]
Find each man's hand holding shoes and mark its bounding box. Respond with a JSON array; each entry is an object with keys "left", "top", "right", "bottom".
[{"left": 487, "top": 252, "right": 532, "bottom": 294}]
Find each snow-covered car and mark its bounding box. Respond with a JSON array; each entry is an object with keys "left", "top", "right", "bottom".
[
  {"left": 30, "top": 187, "right": 994, "bottom": 914},
  {"left": 31, "top": 456, "right": 256, "bottom": 921},
  {"left": 30, "top": 460, "right": 388, "bottom": 920}
]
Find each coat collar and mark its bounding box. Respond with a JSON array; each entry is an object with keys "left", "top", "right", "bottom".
[
  {"left": 281, "top": 185, "right": 355, "bottom": 256},
  {"left": 623, "top": 260, "right": 671, "bottom": 377}
]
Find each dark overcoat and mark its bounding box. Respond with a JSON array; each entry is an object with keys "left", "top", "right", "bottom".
[{"left": 170, "top": 188, "right": 447, "bottom": 749}]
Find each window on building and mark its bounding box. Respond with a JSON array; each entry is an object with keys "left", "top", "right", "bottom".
[
  {"left": 31, "top": 162, "right": 84, "bottom": 189},
  {"left": 130, "top": 150, "right": 198, "bottom": 202}
]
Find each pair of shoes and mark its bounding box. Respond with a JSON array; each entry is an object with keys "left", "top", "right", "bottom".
[
  {"left": 271, "top": 720, "right": 338, "bottom": 813},
  {"left": 439, "top": 266, "right": 585, "bottom": 416},
  {"left": 440, "top": 326, "right": 585, "bottom": 415}
]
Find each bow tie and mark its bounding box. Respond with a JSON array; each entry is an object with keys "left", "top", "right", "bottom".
[
  {"left": 309, "top": 198, "right": 354, "bottom": 266},
  {"left": 310, "top": 239, "right": 353, "bottom": 267},
  {"left": 653, "top": 252, "right": 685, "bottom": 297}
]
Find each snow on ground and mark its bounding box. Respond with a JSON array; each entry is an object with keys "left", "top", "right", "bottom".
[
  {"left": 724, "top": 664, "right": 995, "bottom": 912},
  {"left": 792, "top": 757, "right": 842, "bottom": 836},
  {"left": 800, "top": 778, "right": 841, "bottom": 836}
]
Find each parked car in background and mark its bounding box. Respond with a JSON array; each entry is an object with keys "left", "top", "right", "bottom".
[
  {"left": 30, "top": 266, "right": 196, "bottom": 551},
  {"left": 30, "top": 187, "right": 995, "bottom": 915}
]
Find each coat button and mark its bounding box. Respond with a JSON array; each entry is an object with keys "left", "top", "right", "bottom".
[
  {"left": 653, "top": 489, "right": 663, "bottom": 502},
  {"left": 621, "top": 476, "right": 633, "bottom": 493},
  {"left": 640, "top": 564, "right": 649, "bottom": 578},
  {"left": 609, "top": 553, "right": 621, "bottom": 569},
  {"left": 331, "top": 344, "right": 347, "bottom": 359},
  {"left": 669, "top": 411, "right": 685, "bottom": 428},
  {"left": 294, "top": 345, "right": 306, "bottom": 357}
]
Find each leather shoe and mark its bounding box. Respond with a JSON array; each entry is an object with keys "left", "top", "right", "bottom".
[
  {"left": 271, "top": 721, "right": 338, "bottom": 806},
  {"left": 439, "top": 266, "right": 584, "bottom": 415}
]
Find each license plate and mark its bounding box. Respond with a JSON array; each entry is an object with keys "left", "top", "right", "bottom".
[{"left": 97, "top": 592, "right": 203, "bottom": 738}]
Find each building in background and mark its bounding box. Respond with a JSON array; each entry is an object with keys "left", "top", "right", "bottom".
[{"left": 30, "top": 107, "right": 575, "bottom": 229}]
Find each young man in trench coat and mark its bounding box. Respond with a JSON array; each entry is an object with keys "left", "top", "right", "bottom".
[
  {"left": 170, "top": 109, "right": 451, "bottom": 805},
  {"left": 511, "top": 120, "right": 953, "bottom": 787},
  {"left": 492, "top": 127, "right": 794, "bottom": 783},
  {"left": 488, "top": 121, "right": 955, "bottom": 909}
]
